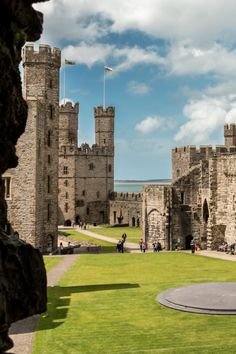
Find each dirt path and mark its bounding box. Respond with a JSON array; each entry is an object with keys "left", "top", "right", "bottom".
[{"left": 7, "top": 254, "right": 79, "bottom": 354}]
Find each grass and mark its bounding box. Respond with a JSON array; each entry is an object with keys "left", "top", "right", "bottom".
[
  {"left": 43, "top": 256, "right": 63, "bottom": 272},
  {"left": 33, "top": 252, "right": 236, "bottom": 353},
  {"left": 59, "top": 230, "right": 116, "bottom": 253},
  {"left": 89, "top": 225, "right": 142, "bottom": 243}
]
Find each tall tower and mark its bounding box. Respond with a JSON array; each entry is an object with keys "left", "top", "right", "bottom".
[
  {"left": 94, "top": 106, "right": 114, "bottom": 149},
  {"left": 58, "top": 102, "right": 79, "bottom": 225},
  {"left": 224, "top": 123, "right": 236, "bottom": 148},
  {"left": 3, "top": 43, "right": 61, "bottom": 252}
]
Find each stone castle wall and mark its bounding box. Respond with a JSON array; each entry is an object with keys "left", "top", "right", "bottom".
[
  {"left": 109, "top": 192, "right": 142, "bottom": 226},
  {"left": 58, "top": 105, "right": 114, "bottom": 225},
  {"left": 3, "top": 44, "right": 61, "bottom": 252}
]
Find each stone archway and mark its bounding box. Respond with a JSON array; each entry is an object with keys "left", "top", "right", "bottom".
[{"left": 146, "top": 209, "right": 163, "bottom": 248}]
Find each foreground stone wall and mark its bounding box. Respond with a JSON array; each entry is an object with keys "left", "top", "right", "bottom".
[{"left": 0, "top": 0, "right": 48, "bottom": 351}]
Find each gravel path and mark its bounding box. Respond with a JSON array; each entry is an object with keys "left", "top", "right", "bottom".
[{"left": 7, "top": 254, "right": 79, "bottom": 354}]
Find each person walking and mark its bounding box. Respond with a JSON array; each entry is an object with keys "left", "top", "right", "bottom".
[
  {"left": 139, "top": 238, "right": 143, "bottom": 252},
  {"left": 190, "top": 239, "right": 196, "bottom": 254},
  {"left": 141, "top": 241, "right": 146, "bottom": 253}
]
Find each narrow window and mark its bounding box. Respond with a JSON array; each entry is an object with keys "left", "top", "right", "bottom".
[
  {"left": 47, "top": 130, "right": 51, "bottom": 147},
  {"left": 89, "top": 163, "right": 94, "bottom": 170},
  {"left": 82, "top": 190, "right": 85, "bottom": 196},
  {"left": 181, "top": 192, "right": 184, "bottom": 204},
  {"left": 49, "top": 79, "right": 53, "bottom": 89},
  {"left": 64, "top": 180, "right": 68, "bottom": 187},
  {"left": 65, "top": 203, "right": 68, "bottom": 213},
  {"left": 104, "top": 139, "right": 106, "bottom": 144},
  {"left": 48, "top": 154, "right": 51, "bottom": 164},
  {"left": 96, "top": 191, "right": 100, "bottom": 198},
  {"left": 65, "top": 192, "right": 68, "bottom": 199},
  {"left": 47, "top": 175, "right": 51, "bottom": 193},
  {"left": 49, "top": 104, "right": 53, "bottom": 119},
  {"left": 47, "top": 203, "right": 51, "bottom": 221},
  {"left": 86, "top": 207, "right": 90, "bottom": 215},
  {"left": 3, "top": 177, "right": 11, "bottom": 199},
  {"left": 108, "top": 164, "right": 112, "bottom": 172},
  {"left": 63, "top": 166, "right": 68, "bottom": 175}
]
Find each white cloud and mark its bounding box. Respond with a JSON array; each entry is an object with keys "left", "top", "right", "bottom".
[
  {"left": 35, "top": 0, "right": 236, "bottom": 46},
  {"left": 174, "top": 96, "right": 236, "bottom": 144},
  {"left": 135, "top": 116, "right": 175, "bottom": 134},
  {"left": 126, "top": 81, "right": 150, "bottom": 95}
]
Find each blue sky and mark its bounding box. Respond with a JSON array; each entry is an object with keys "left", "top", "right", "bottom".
[{"left": 34, "top": 0, "right": 236, "bottom": 180}]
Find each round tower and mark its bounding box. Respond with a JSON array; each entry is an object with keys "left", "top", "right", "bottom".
[
  {"left": 59, "top": 102, "right": 79, "bottom": 146},
  {"left": 224, "top": 123, "right": 236, "bottom": 148},
  {"left": 94, "top": 106, "right": 115, "bottom": 148}
]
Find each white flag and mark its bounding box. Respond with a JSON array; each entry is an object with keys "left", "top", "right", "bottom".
[{"left": 104, "top": 66, "right": 113, "bottom": 72}]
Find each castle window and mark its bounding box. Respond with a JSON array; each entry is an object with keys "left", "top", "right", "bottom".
[
  {"left": 96, "top": 191, "right": 100, "bottom": 198},
  {"left": 181, "top": 192, "right": 185, "bottom": 204},
  {"left": 65, "top": 192, "right": 68, "bottom": 199},
  {"left": 49, "top": 79, "right": 53, "bottom": 89},
  {"left": 48, "top": 154, "right": 51, "bottom": 164},
  {"left": 49, "top": 104, "right": 53, "bottom": 119},
  {"left": 47, "top": 175, "right": 51, "bottom": 193},
  {"left": 104, "top": 139, "right": 106, "bottom": 144},
  {"left": 82, "top": 190, "right": 86, "bottom": 196},
  {"left": 64, "top": 180, "right": 68, "bottom": 187},
  {"left": 177, "top": 169, "right": 180, "bottom": 178},
  {"left": 65, "top": 203, "right": 68, "bottom": 213},
  {"left": 89, "top": 163, "right": 94, "bottom": 170},
  {"left": 63, "top": 166, "right": 68, "bottom": 175},
  {"left": 47, "top": 203, "right": 51, "bottom": 221},
  {"left": 86, "top": 207, "right": 90, "bottom": 215},
  {"left": 47, "top": 130, "right": 51, "bottom": 147},
  {"left": 2, "top": 177, "right": 11, "bottom": 199},
  {"left": 108, "top": 164, "right": 112, "bottom": 172}
]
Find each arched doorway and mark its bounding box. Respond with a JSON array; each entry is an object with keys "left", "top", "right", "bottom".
[
  {"left": 203, "top": 199, "right": 209, "bottom": 223},
  {"left": 186, "top": 235, "right": 193, "bottom": 250},
  {"left": 64, "top": 219, "right": 71, "bottom": 226},
  {"left": 132, "top": 217, "right": 135, "bottom": 227}
]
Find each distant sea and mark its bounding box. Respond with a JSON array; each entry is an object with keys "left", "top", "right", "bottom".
[{"left": 114, "top": 179, "right": 172, "bottom": 192}]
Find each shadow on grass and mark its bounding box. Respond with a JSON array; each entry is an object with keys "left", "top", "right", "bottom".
[{"left": 10, "top": 283, "right": 140, "bottom": 334}]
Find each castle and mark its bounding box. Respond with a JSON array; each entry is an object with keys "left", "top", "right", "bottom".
[{"left": 3, "top": 43, "right": 236, "bottom": 252}]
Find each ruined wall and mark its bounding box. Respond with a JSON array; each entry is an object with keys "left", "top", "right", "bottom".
[
  {"left": 109, "top": 192, "right": 142, "bottom": 226},
  {"left": 142, "top": 185, "right": 171, "bottom": 249}
]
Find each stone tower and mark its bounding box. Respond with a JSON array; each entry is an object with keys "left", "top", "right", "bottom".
[
  {"left": 58, "top": 102, "right": 79, "bottom": 225},
  {"left": 224, "top": 123, "right": 236, "bottom": 148},
  {"left": 3, "top": 43, "right": 61, "bottom": 252},
  {"left": 94, "top": 106, "right": 115, "bottom": 149}
]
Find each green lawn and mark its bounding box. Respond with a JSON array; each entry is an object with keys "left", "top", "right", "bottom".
[
  {"left": 59, "top": 230, "right": 116, "bottom": 253},
  {"left": 33, "top": 253, "right": 236, "bottom": 353},
  {"left": 89, "top": 226, "right": 142, "bottom": 243},
  {"left": 43, "top": 256, "right": 62, "bottom": 272}
]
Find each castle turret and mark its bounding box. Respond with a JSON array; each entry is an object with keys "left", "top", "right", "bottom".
[
  {"left": 94, "top": 106, "right": 114, "bottom": 148},
  {"left": 59, "top": 102, "right": 79, "bottom": 146},
  {"left": 224, "top": 124, "right": 236, "bottom": 148},
  {"left": 3, "top": 43, "right": 61, "bottom": 252}
]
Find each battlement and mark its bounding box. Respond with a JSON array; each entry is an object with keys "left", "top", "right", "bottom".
[
  {"left": 224, "top": 123, "right": 236, "bottom": 137},
  {"left": 77, "top": 143, "right": 113, "bottom": 156},
  {"left": 59, "top": 102, "right": 79, "bottom": 114},
  {"left": 94, "top": 106, "right": 115, "bottom": 117},
  {"left": 110, "top": 192, "right": 143, "bottom": 202},
  {"left": 22, "top": 43, "right": 61, "bottom": 68}
]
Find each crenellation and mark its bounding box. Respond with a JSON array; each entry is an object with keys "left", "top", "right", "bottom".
[{"left": 23, "top": 43, "right": 61, "bottom": 67}]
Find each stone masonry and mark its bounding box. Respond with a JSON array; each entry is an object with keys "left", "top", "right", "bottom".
[
  {"left": 58, "top": 104, "right": 114, "bottom": 225},
  {"left": 3, "top": 43, "right": 61, "bottom": 252},
  {"left": 144, "top": 124, "right": 236, "bottom": 250}
]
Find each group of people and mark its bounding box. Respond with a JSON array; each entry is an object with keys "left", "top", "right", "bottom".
[
  {"left": 116, "top": 233, "right": 127, "bottom": 253},
  {"left": 152, "top": 242, "right": 162, "bottom": 252}
]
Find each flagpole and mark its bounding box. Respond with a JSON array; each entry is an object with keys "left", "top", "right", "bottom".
[
  {"left": 103, "top": 67, "right": 106, "bottom": 110},
  {"left": 64, "top": 63, "right": 66, "bottom": 104}
]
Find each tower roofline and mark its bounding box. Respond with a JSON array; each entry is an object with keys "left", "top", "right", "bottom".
[{"left": 22, "top": 43, "right": 61, "bottom": 68}]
